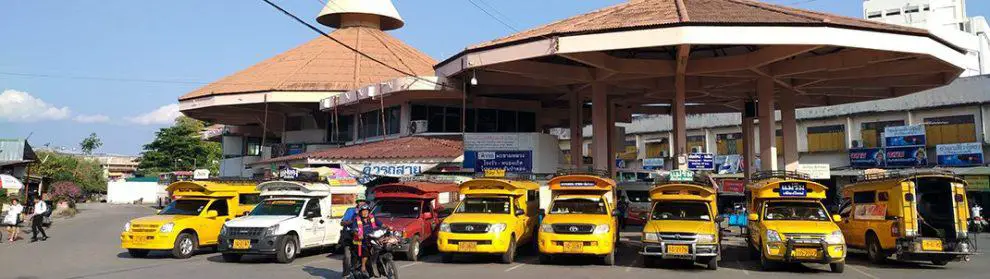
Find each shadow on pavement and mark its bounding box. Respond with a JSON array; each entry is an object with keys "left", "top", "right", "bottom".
[
  {"left": 302, "top": 265, "right": 343, "bottom": 279},
  {"left": 204, "top": 249, "right": 330, "bottom": 264}
]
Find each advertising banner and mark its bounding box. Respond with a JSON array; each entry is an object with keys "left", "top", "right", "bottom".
[
  {"left": 849, "top": 148, "right": 885, "bottom": 168},
  {"left": 884, "top": 125, "right": 926, "bottom": 147},
  {"left": 936, "top": 142, "right": 984, "bottom": 166},
  {"left": 718, "top": 155, "right": 742, "bottom": 174},
  {"left": 853, "top": 204, "right": 888, "bottom": 221},
  {"left": 797, "top": 164, "right": 831, "bottom": 179},
  {"left": 643, "top": 158, "right": 665, "bottom": 169},
  {"left": 885, "top": 146, "right": 929, "bottom": 167},
  {"left": 687, "top": 153, "right": 715, "bottom": 170},
  {"left": 721, "top": 179, "right": 745, "bottom": 193}
]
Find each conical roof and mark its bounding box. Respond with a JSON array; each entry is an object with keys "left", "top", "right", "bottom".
[
  {"left": 180, "top": 27, "right": 435, "bottom": 101},
  {"left": 316, "top": 0, "right": 404, "bottom": 31}
]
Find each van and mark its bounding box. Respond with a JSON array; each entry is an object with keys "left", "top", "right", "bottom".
[
  {"left": 538, "top": 173, "right": 618, "bottom": 265},
  {"left": 121, "top": 180, "right": 260, "bottom": 259},
  {"left": 837, "top": 170, "right": 976, "bottom": 265},
  {"left": 746, "top": 171, "right": 846, "bottom": 273},
  {"left": 437, "top": 177, "right": 540, "bottom": 263},
  {"left": 640, "top": 171, "right": 720, "bottom": 270}
]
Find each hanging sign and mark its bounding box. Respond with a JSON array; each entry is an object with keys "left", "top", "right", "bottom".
[
  {"left": 797, "top": 164, "right": 831, "bottom": 180},
  {"left": 669, "top": 169, "right": 695, "bottom": 182},
  {"left": 885, "top": 146, "right": 929, "bottom": 167},
  {"left": 884, "top": 125, "right": 926, "bottom": 147},
  {"left": 849, "top": 148, "right": 885, "bottom": 168},
  {"left": 687, "top": 153, "right": 715, "bottom": 170},
  {"left": 936, "top": 142, "right": 984, "bottom": 166}
]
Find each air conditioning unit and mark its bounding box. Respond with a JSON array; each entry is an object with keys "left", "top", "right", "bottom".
[
  {"left": 851, "top": 140, "right": 861, "bottom": 148},
  {"left": 409, "top": 120, "right": 428, "bottom": 135}
]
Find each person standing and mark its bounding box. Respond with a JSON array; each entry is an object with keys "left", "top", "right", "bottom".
[
  {"left": 4, "top": 199, "right": 24, "bottom": 242},
  {"left": 31, "top": 197, "right": 49, "bottom": 242}
]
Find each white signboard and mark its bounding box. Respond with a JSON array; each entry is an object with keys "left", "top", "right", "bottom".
[
  {"left": 0, "top": 174, "right": 24, "bottom": 190},
  {"left": 192, "top": 169, "right": 210, "bottom": 180},
  {"left": 797, "top": 164, "right": 831, "bottom": 179},
  {"left": 464, "top": 134, "right": 528, "bottom": 150},
  {"left": 884, "top": 125, "right": 925, "bottom": 138},
  {"left": 669, "top": 169, "right": 695, "bottom": 182}
]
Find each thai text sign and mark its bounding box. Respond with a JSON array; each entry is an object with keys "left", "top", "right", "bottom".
[
  {"left": 687, "top": 153, "right": 715, "bottom": 170},
  {"left": 849, "top": 148, "right": 885, "bottom": 168},
  {"left": 779, "top": 182, "right": 807, "bottom": 197},
  {"left": 474, "top": 151, "right": 533, "bottom": 173},
  {"left": 721, "top": 179, "right": 745, "bottom": 193},
  {"left": 797, "top": 164, "right": 831, "bottom": 179},
  {"left": 884, "top": 125, "right": 926, "bottom": 147},
  {"left": 669, "top": 169, "right": 695, "bottom": 182},
  {"left": 885, "top": 146, "right": 929, "bottom": 167},
  {"left": 936, "top": 142, "right": 984, "bottom": 166}
]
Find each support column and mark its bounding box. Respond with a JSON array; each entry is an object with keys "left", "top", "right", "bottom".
[
  {"left": 758, "top": 76, "right": 778, "bottom": 171},
  {"left": 569, "top": 91, "right": 583, "bottom": 168},
  {"left": 592, "top": 83, "right": 610, "bottom": 172},
  {"left": 779, "top": 90, "right": 799, "bottom": 171},
  {"left": 742, "top": 116, "right": 756, "bottom": 180},
  {"left": 607, "top": 98, "right": 617, "bottom": 176},
  {"left": 673, "top": 72, "right": 688, "bottom": 170}
]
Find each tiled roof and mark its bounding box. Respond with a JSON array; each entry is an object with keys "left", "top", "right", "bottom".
[
  {"left": 180, "top": 26, "right": 436, "bottom": 101},
  {"left": 468, "top": 0, "right": 929, "bottom": 50},
  {"left": 258, "top": 136, "right": 463, "bottom": 164}
]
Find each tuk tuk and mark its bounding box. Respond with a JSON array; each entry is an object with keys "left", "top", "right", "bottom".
[
  {"left": 837, "top": 170, "right": 977, "bottom": 265},
  {"left": 538, "top": 171, "right": 618, "bottom": 265},
  {"left": 437, "top": 175, "right": 540, "bottom": 263},
  {"left": 640, "top": 170, "right": 720, "bottom": 270},
  {"left": 746, "top": 171, "right": 846, "bottom": 273}
]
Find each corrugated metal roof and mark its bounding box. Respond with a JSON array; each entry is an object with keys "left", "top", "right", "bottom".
[{"left": 0, "top": 139, "right": 36, "bottom": 162}]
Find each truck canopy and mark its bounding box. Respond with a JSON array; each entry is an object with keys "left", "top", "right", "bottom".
[
  {"left": 257, "top": 180, "right": 332, "bottom": 197},
  {"left": 460, "top": 178, "right": 538, "bottom": 196},
  {"left": 650, "top": 183, "right": 716, "bottom": 202},
  {"left": 166, "top": 180, "right": 257, "bottom": 198},
  {"left": 373, "top": 181, "right": 459, "bottom": 199}
]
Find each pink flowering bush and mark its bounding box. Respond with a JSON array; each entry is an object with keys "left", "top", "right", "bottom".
[{"left": 50, "top": 181, "right": 83, "bottom": 203}]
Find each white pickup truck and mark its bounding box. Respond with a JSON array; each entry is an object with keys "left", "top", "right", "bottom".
[{"left": 217, "top": 180, "right": 364, "bottom": 263}]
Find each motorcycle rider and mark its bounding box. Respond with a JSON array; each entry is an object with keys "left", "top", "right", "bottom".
[
  {"left": 340, "top": 200, "right": 369, "bottom": 277},
  {"left": 351, "top": 204, "right": 387, "bottom": 275}
]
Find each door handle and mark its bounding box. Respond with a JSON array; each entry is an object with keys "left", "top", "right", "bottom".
[{"left": 319, "top": 220, "right": 325, "bottom": 224}]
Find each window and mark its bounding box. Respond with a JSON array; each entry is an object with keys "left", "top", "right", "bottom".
[
  {"left": 923, "top": 5, "right": 930, "bottom": 11},
  {"left": 838, "top": 198, "right": 852, "bottom": 218},
  {"left": 716, "top": 133, "right": 743, "bottom": 155},
  {"left": 477, "top": 109, "right": 498, "bottom": 132},
  {"left": 358, "top": 106, "right": 400, "bottom": 139},
  {"left": 239, "top": 193, "right": 263, "bottom": 205},
  {"left": 878, "top": 192, "right": 889, "bottom": 202},
  {"left": 687, "top": 135, "right": 706, "bottom": 152},
  {"left": 853, "top": 191, "right": 877, "bottom": 204},
  {"left": 304, "top": 198, "right": 321, "bottom": 216},
  {"left": 518, "top": 111, "right": 536, "bottom": 132},
  {"left": 645, "top": 140, "right": 669, "bottom": 157},
  {"left": 652, "top": 201, "right": 711, "bottom": 221},
  {"left": 775, "top": 129, "right": 783, "bottom": 153},
  {"left": 327, "top": 114, "right": 354, "bottom": 143},
  {"left": 527, "top": 189, "right": 539, "bottom": 203},
  {"left": 245, "top": 137, "right": 261, "bottom": 156},
  {"left": 286, "top": 116, "right": 304, "bottom": 131},
  {"left": 861, "top": 120, "right": 905, "bottom": 148},
  {"left": 207, "top": 199, "right": 229, "bottom": 216},
  {"left": 412, "top": 105, "right": 468, "bottom": 133},
  {"left": 374, "top": 200, "right": 422, "bottom": 218},
  {"left": 924, "top": 115, "right": 976, "bottom": 146},
  {"left": 867, "top": 11, "right": 882, "bottom": 18},
  {"left": 465, "top": 108, "right": 477, "bottom": 132},
  {"left": 550, "top": 198, "right": 606, "bottom": 215},
  {"left": 886, "top": 9, "right": 901, "bottom": 16},
  {"left": 905, "top": 6, "right": 920, "bottom": 13},
  {"left": 807, "top": 125, "right": 846, "bottom": 152},
  {"left": 498, "top": 110, "right": 517, "bottom": 132}
]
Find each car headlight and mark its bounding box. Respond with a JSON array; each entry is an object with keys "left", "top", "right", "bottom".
[
  {"left": 766, "top": 229, "right": 782, "bottom": 243},
  {"left": 265, "top": 224, "right": 279, "bottom": 236},
  {"left": 220, "top": 224, "right": 227, "bottom": 236},
  {"left": 439, "top": 223, "right": 450, "bottom": 232},
  {"left": 593, "top": 224, "right": 610, "bottom": 234},
  {"left": 489, "top": 223, "right": 507, "bottom": 233},
  {"left": 160, "top": 223, "right": 175, "bottom": 233},
  {"left": 642, "top": 232, "right": 659, "bottom": 242},
  {"left": 123, "top": 222, "right": 131, "bottom": 232},
  {"left": 825, "top": 230, "right": 844, "bottom": 245},
  {"left": 696, "top": 234, "right": 716, "bottom": 244},
  {"left": 540, "top": 223, "right": 553, "bottom": 233}
]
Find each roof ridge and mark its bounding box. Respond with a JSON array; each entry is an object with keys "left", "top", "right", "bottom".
[
  {"left": 721, "top": 0, "right": 822, "bottom": 23},
  {"left": 365, "top": 29, "right": 420, "bottom": 76},
  {"left": 467, "top": 1, "right": 629, "bottom": 49}
]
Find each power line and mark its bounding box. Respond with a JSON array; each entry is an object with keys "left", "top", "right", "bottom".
[
  {"left": 0, "top": 71, "right": 266, "bottom": 86},
  {"left": 465, "top": 0, "right": 520, "bottom": 32}
]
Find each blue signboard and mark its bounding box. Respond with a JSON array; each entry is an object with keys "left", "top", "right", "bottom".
[
  {"left": 687, "top": 153, "right": 715, "bottom": 170},
  {"left": 643, "top": 158, "right": 664, "bottom": 170},
  {"left": 286, "top": 144, "right": 306, "bottom": 155},
  {"left": 885, "top": 146, "right": 929, "bottom": 167},
  {"left": 779, "top": 182, "right": 808, "bottom": 197},
  {"left": 937, "top": 142, "right": 984, "bottom": 166},
  {"left": 464, "top": 151, "right": 533, "bottom": 173},
  {"left": 884, "top": 125, "right": 926, "bottom": 147},
  {"left": 849, "top": 148, "right": 885, "bottom": 168}
]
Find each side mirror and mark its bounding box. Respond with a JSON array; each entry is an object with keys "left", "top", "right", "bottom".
[
  {"left": 515, "top": 209, "right": 525, "bottom": 216},
  {"left": 747, "top": 213, "right": 759, "bottom": 222},
  {"left": 832, "top": 214, "right": 843, "bottom": 222},
  {"left": 716, "top": 216, "right": 726, "bottom": 223},
  {"left": 422, "top": 212, "right": 434, "bottom": 219},
  {"left": 204, "top": 210, "right": 219, "bottom": 218}
]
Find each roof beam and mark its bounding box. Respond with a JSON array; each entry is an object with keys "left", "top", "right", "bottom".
[
  {"left": 770, "top": 49, "right": 915, "bottom": 76},
  {"left": 485, "top": 60, "right": 593, "bottom": 82},
  {"left": 687, "top": 45, "right": 820, "bottom": 75},
  {"left": 788, "top": 58, "right": 954, "bottom": 80},
  {"left": 803, "top": 74, "right": 946, "bottom": 89},
  {"left": 559, "top": 52, "right": 677, "bottom": 76}
]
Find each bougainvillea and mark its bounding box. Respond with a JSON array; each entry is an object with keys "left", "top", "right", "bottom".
[{"left": 50, "top": 181, "right": 83, "bottom": 201}]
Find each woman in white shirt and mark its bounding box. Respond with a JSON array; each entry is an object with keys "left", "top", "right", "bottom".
[{"left": 4, "top": 198, "right": 23, "bottom": 242}]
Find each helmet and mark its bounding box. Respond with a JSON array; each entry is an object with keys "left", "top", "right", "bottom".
[{"left": 359, "top": 204, "right": 372, "bottom": 211}]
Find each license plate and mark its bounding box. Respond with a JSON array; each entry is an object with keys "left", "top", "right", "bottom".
[
  {"left": 131, "top": 236, "right": 149, "bottom": 244},
  {"left": 793, "top": 248, "right": 819, "bottom": 258},
  {"left": 232, "top": 239, "right": 251, "bottom": 250},
  {"left": 666, "top": 245, "right": 689, "bottom": 255},
  {"left": 458, "top": 241, "right": 477, "bottom": 252},
  {"left": 922, "top": 239, "right": 943, "bottom": 251},
  {"left": 563, "top": 241, "right": 584, "bottom": 253}
]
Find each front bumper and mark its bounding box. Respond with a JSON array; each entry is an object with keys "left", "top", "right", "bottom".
[
  {"left": 437, "top": 231, "right": 513, "bottom": 254},
  {"left": 217, "top": 234, "right": 284, "bottom": 254},
  {"left": 121, "top": 232, "right": 177, "bottom": 250},
  {"left": 538, "top": 231, "right": 614, "bottom": 255},
  {"left": 764, "top": 239, "right": 845, "bottom": 264},
  {"left": 640, "top": 240, "right": 718, "bottom": 260},
  {"left": 893, "top": 238, "right": 977, "bottom": 262}
]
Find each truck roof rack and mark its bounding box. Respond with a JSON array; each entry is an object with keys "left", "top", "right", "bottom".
[
  {"left": 654, "top": 173, "right": 715, "bottom": 188},
  {"left": 554, "top": 168, "right": 610, "bottom": 178},
  {"left": 749, "top": 170, "right": 810, "bottom": 181},
  {"left": 854, "top": 169, "right": 957, "bottom": 183}
]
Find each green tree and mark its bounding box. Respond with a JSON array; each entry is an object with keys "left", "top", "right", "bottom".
[
  {"left": 80, "top": 133, "right": 103, "bottom": 155},
  {"left": 138, "top": 116, "right": 221, "bottom": 176},
  {"left": 33, "top": 151, "right": 108, "bottom": 193}
]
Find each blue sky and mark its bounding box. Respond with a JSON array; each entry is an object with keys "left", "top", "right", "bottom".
[{"left": 2, "top": 0, "right": 988, "bottom": 155}]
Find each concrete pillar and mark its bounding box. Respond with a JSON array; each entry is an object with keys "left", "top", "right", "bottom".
[
  {"left": 592, "top": 83, "right": 609, "bottom": 172},
  {"left": 607, "top": 99, "right": 617, "bottom": 176},
  {"left": 673, "top": 73, "right": 688, "bottom": 170},
  {"left": 779, "top": 90, "right": 799, "bottom": 171},
  {"left": 569, "top": 92, "right": 583, "bottom": 168},
  {"left": 742, "top": 117, "right": 755, "bottom": 180},
  {"left": 758, "top": 76, "right": 778, "bottom": 171}
]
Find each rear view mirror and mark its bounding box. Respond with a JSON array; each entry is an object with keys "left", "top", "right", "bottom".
[
  {"left": 515, "top": 209, "right": 525, "bottom": 216},
  {"left": 747, "top": 213, "right": 759, "bottom": 221},
  {"left": 832, "top": 214, "right": 843, "bottom": 222},
  {"left": 422, "top": 212, "right": 434, "bottom": 219},
  {"left": 204, "top": 210, "right": 219, "bottom": 218}
]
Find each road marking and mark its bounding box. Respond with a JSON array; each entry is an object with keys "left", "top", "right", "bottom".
[
  {"left": 848, "top": 265, "right": 879, "bottom": 279},
  {"left": 735, "top": 260, "right": 750, "bottom": 275},
  {"left": 504, "top": 263, "right": 526, "bottom": 272},
  {"left": 399, "top": 262, "right": 422, "bottom": 268}
]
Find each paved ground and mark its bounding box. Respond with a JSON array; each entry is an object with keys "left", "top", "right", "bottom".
[{"left": 1, "top": 204, "right": 988, "bottom": 279}]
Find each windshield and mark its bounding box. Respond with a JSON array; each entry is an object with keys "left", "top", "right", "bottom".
[
  {"left": 159, "top": 199, "right": 210, "bottom": 216},
  {"left": 651, "top": 201, "right": 711, "bottom": 221},
  {"left": 764, "top": 201, "right": 830, "bottom": 221},
  {"left": 456, "top": 197, "right": 511, "bottom": 214},
  {"left": 374, "top": 200, "right": 422, "bottom": 218},
  {"left": 550, "top": 198, "right": 607, "bottom": 214},
  {"left": 625, "top": 190, "right": 650, "bottom": 203},
  {"left": 250, "top": 199, "right": 305, "bottom": 216}
]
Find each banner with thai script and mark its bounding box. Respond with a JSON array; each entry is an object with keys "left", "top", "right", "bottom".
[
  {"left": 936, "top": 142, "right": 984, "bottom": 166},
  {"left": 687, "top": 153, "right": 715, "bottom": 170},
  {"left": 884, "top": 146, "right": 929, "bottom": 167},
  {"left": 854, "top": 204, "right": 887, "bottom": 221},
  {"left": 884, "top": 125, "right": 926, "bottom": 147},
  {"left": 849, "top": 148, "right": 885, "bottom": 168}
]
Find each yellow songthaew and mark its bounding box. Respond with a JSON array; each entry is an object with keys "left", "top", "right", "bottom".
[
  {"left": 640, "top": 170, "right": 720, "bottom": 270},
  {"left": 746, "top": 171, "right": 846, "bottom": 273},
  {"left": 120, "top": 180, "right": 260, "bottom": 259},
  {"left": 437, "top": 176, "right": 540, "bottom": 264},
  {"left": 538, "top": 172, "right": 618, "bottom": 265}
]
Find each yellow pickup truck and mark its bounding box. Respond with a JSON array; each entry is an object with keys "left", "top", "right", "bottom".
[
  {"left": 437, "top": 177, "right": 540, "bottom": 263},
  {"left": 121, "top": 180, "right": 259, "bottom": 259},
  {"left": 641, "top": 171, "right": 720, "bottom": 270},
  {"left": 538, "top": 172, "right": 618, "bottom": 265}
]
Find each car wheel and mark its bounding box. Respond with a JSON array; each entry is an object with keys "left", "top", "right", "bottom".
[
  {"left": 172, "top": 232, "right": 198, "bottom": 259},
  {"left": 705, "top": 256, "right": 718, "bottom": 270},
  {"left": 275, "top": 235, "right": 298, "bottom": 263},
  {"left": 500, "top": 237, "right": 516, "bottom": 264},
  {"left": 830, "top": 262, "right": 845, "bottom": 273},
  {"left": 405, "top": 235, "right": 420, "bottom": 262},
  {"left": 539, "top": 254, "right": 552, "bottom": 264},
  {"left": 603, "top": 250, "right": 615, "bottom": 266},
  {"left": 441, "top": 253, "right": 454, "bottom": 263},
  {"left": 866, "top": 233, "right": 886, "bottom": 264},
  {"left": 760, "top": 249, "right": 775, "bottom": 271},
  {"left": 127, "top": 249, "right": 149, "bottom": 258},
  {"left": 222, "top": 253, "right": 242, "bottom": 262}
]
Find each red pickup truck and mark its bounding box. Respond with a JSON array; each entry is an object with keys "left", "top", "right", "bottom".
[{"left": 372, "top": 181, "right": 459, "bottom": 261}]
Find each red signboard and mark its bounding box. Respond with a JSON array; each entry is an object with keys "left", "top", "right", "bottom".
[{"left": 721, "top": 179, "right": 745, "bottom": 193}]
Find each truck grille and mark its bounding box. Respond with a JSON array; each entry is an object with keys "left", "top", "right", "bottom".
[
  {"left": 130, "top": 224, "right": 159, "bottom": 233},
  {"left": 552, "top": 224, "right": 595, "bottom": 234},
  {"left": 227, "top": 227, "right": 266, "bottom": 237},
  {"left": 658, "top": 232, "right": 697, "bottom": 242},
  {"left": 785, "top": 233, "right": 825, "bottom": 244},
  {"left": 449, "top": 223, "right": 490, "bottom": 233}
]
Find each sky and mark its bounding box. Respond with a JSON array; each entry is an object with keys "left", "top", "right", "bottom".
[{"left": 2, "top": 0, "right": 989, "bottom": 155}]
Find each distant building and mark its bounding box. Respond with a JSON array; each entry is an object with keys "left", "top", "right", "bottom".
[
  {"left": 864, "top": 0, "right": 990, "bottom": 76},
  {"left": 0, "top": 139, "right": 40, "bottom": 196},
  {"left": 35, "top": 147, "right": 140, "bottom": 181}
]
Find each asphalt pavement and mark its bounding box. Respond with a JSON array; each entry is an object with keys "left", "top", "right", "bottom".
[{"left": 1, "top": 203, "right": 988, "bottom": 279}]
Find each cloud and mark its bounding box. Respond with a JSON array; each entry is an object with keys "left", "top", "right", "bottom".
[
  {"left": 127, "top": 103, "right": 183, "bottom": 125},
  {"left": 0, "top": 89, "right": 71, "bottom": 122},
  {"left": 73, "top": 114, "right": 111, "bottom": 123}
]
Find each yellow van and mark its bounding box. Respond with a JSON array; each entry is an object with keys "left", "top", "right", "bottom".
[
  {"left": 121, "top": 180, "right": 260, "bottom": 259},
  {"left": 437, "top": 177, "right": 540, "bottom": 263},
  {"left": 640, "top": 171, "right": 720, "bottom": 270},
  {"left": 538, "top": 173, "right": 618, "bottom": 265},
  {"left": 746, "top": 171, "right": 846, "bottom": 273},
  {"left": 837, "top": 170, "right": 976, "bottom": 265}
]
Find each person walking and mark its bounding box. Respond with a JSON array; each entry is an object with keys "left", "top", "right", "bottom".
[
  {"left": 31, "top": 197, "right": 49, "bottom": 242},
  {"left": 3, "top": 198, "right": 24, "bottom": 242}
]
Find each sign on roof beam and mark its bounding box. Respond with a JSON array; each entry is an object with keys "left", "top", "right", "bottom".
[{"left": 687, "top": 45, "right": 820, "bottom": 75}]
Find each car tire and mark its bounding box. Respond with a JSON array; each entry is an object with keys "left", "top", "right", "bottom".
[
  {"left": 759, "top": 249, "right": 775, "bottom": 271},
  {"left": 866, "top": 233, "right": 886, "bottom": 264},
  {"left": 127, "top": 249, "right": 149, "bottom": 258},
  {"left": 222, "top": 253, "right": 242, "bottom": 262},
  {"left": 539, "top": 254, "right": 552, "bottom": 264},
  {"left": 500, "top": 237, "right": 516, "bottom": 264},
  {"left": 830, "top": 262, "right": 845, "bottom": 273},
  {"left": 603, "top": 250, "right": 615, "bottom": 266},
  {"left": 747, "top": 239, "right": 760, "bottom": 260},
  {"left": 440, "top": 253, "right": 454, "bottom": 263},
  {"left": 705, "top": 256, "right": 718, "bottom": 270},
  {"left": 275, "top": 235, "right": 299, "bottom": 264},
  {"left": 405, "top": 235, "right": 420, "bottom": 262},
  {"left": 172, "top": 232, "right": 198, "bottom": 259}
]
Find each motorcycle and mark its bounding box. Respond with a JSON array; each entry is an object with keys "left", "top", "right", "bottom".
[
  {"left": 347, "top": 228, "right": 402, "bottom": 279},
  {"left": 970, "top": 216, "right": 987, "bottom": 233}
]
